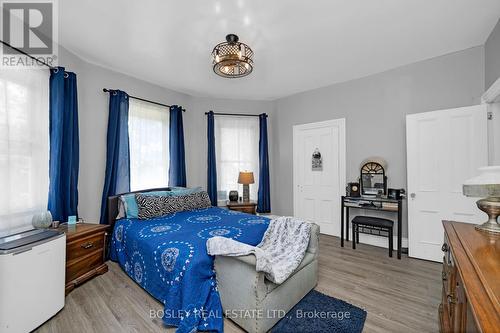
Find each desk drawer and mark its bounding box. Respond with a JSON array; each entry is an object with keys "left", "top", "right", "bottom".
[{"left": 66, "top": 233, "right": 105, "bottom": 263}]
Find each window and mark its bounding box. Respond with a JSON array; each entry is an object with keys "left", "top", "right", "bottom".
[
  {"left": 215, "top": 116, "right": 259, "bottom": 202},
  {"left": 128, "top": 99, "right": 169, "bottom": 191},
  {"left": 0, "top": 69, "right": 49, "bottom": 235}
]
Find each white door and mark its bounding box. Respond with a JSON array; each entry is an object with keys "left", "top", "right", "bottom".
[
  {"left": 293, "top": 119, "right": 346, "bottom": 236},
  {"left": 406, "top": 105, "right": 488, "bottom": 262}
]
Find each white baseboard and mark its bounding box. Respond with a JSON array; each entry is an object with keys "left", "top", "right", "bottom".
[{"left": 353, "top": 233, "right": 408, "bottom": 249}]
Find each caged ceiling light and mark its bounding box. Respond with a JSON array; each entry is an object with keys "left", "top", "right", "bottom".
[{"left": 211, "top": 34, "right": 253, "bottom": 78}]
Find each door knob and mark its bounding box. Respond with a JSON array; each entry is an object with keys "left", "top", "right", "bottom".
[{"left": 410, "top": 193, "right": 416, "bottom": 199}]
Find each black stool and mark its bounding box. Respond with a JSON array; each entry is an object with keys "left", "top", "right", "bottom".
[{"left": 351, "top": 216, "right": 394, "bottom": 257}]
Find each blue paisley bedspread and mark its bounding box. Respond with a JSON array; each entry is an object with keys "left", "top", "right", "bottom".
[{"left": 110, "top": 207, "right": 270, "bottom": 333}]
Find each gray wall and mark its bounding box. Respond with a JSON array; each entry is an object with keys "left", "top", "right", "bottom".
[
  {"left": 59, "top": 47, "right": 273, "bottom": 222},
  {"left": 59, "top": 47, "right": 190, "bottom": 223},
  {"left": 61, "top": 43, "right": 488, "bottom": 235},
  {"left": 485, "top": 19, "right": 500, "bottom": 91},
  {"left": 271, "top": 46, "right": 485, "bottom": 237}
]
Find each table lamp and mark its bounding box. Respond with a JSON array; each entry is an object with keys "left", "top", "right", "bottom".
[
  {"left": 238, "top": 171, "right": 254, "bottom": 202},
  {"left": 463, "top": 166, "right": 500, "bottom": 234}
]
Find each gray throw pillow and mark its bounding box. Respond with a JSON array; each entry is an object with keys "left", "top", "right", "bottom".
[{"left": 136, "top": 191, "right": 212, "bottom": 219}]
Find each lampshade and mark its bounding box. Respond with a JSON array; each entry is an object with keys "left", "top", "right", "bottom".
[
  {"left": 238, "top": 171, "right": 254, "bottom": 185},
  {"left": 463, "top": 166, "right": 500, "bottom": 197}
]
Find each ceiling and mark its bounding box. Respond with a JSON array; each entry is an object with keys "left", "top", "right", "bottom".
[{"left": 59, "top": 0, "right": 500, "bottom": 100}]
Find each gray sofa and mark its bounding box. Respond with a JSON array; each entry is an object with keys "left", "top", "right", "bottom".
[{"left": 214, "top": 223, "right": 320, "bottom": 333}]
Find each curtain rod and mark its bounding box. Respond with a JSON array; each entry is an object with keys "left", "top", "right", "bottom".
[
  {"left": 205, "top": 111, "right": 264, "bottom": 117},
  {"left": 103, "top": 88, "right": 186, "bottom": 112},
  {"left": 0, "top": 40, "right": 56, "bottom": 69}
]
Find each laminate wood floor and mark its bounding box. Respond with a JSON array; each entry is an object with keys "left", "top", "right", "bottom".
[{"left": 36, "top": 235, "right": 441, "bottom": 333}]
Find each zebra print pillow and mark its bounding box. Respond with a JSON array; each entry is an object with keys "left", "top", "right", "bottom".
[
  {"left": 136, "top": 191, "right": 212, "bottom": 219},
  {"left": 182, "top": 191, "right": 212, "bottom": 211}
]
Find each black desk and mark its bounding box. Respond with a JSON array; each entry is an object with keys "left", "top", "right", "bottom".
[{"left": 341, "top": 196, "right": 403, "bottom": 259}]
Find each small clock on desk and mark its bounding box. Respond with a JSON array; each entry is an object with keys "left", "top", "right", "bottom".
[{"left": 347, "top": 182, "right": 360, "bottom": 197}]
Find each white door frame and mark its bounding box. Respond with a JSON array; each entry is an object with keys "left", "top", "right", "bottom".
[
  {"left": 482, "top": 77, "right": 500, "bottom": 103},
  {"left": 293, "top": 118, "right": 346, "bottom": 232}
]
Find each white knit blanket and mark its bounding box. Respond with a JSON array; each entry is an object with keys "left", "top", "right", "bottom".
[{"left": 206, "top": 216, "right": 312, "bottom": 284}]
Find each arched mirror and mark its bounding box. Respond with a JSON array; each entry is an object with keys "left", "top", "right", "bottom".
[{"left": 360, "top": 161, "right": 387, "bottom": 196}]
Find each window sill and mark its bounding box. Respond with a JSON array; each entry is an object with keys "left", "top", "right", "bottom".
[{"left": 217, "top": 200, "right": 228, "bottom": 207}]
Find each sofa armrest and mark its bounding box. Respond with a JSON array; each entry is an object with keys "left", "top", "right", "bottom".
[
  {"left": 214, "top": 255, "right": 267, "bottom": 302},
  {"left": 229, "top": 253, "right": 257, "bottom": 266},
  {"left": 227, "top": 222, "right": 320, "bottom": 267},
  {"left": 226, "top": 223, "right": 320, "bottom": 267}
]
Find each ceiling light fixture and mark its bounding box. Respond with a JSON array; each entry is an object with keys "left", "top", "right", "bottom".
[{"left": 212, "top": 34, "right": 253, "bottom": 78}]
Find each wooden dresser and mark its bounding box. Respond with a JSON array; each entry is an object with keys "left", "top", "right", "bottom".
[
  {"left": 440, "top": 221, "right": 500, "bottom": 333},
  {"left": 57, "top": 223, "right": 110, "bottom": 294}
]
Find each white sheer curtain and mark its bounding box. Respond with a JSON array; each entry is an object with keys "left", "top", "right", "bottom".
[
  {"left": 128, "top": 99, "right": 169, "bottom": 191},
  {"left": 0, "top": 68, "right": 49, "bottom": 236},
  {"left": 215, "top": 116, "right": 259, "bottom": 202}
]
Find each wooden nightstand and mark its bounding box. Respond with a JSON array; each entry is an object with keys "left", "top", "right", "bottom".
[
  {"left": 226, "top": 200, "right": 257, "bottom": 215},
  {"left": 57, "top": 223, "right": 109, "bottom": 294}
]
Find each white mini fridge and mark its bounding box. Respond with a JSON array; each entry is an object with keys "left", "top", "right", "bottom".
[{"left": 0, "top": 229, "right": 66, "bottom": 333}]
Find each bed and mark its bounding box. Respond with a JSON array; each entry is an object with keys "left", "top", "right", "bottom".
[{"left": 106, "top": 188, "right": 319, "bottom": 333}]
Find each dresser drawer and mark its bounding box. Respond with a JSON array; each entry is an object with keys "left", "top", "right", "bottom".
[
  {"left": 66, "top": 250, "right": 104, "bottom": 283},
  {"left": 66, "top": 232, "right": 105, "bottom": 263},
  {"left": 226, "top": 201, "right": 257, "bottom": 215},
  {"left": 236, "top": 207, "right": 256, "bottom": 214},
  {"left": 439, "top": 296, "right": 452, "bottom": 333},
  {"left": 58, "top": 223, "right": 109, "bottom": 294},
  {"left": 442, "top": 253, "right": 452, "bottom": 296},
  {"left": 441, "top": 237, "right": 457, "bottom": 324},
  {"left": 440, "top": 221, "right": 500, "bottom": 333}
]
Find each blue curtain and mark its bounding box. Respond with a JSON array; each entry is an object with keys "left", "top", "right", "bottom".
[
  {"left": 48, "top": 67, "right": 79, "bottom": 222},
  {"left": 207, "top": 111, "right": 217, "bottom": 206},
  {"left": 168, "top": 105, "right": 186, "bottom": 187},
  {"left": 257, "top": 113, "right": 271, "bottom": 213},
  {"left": 99, "top": 90, "right": 130, "bottom": 224}
]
